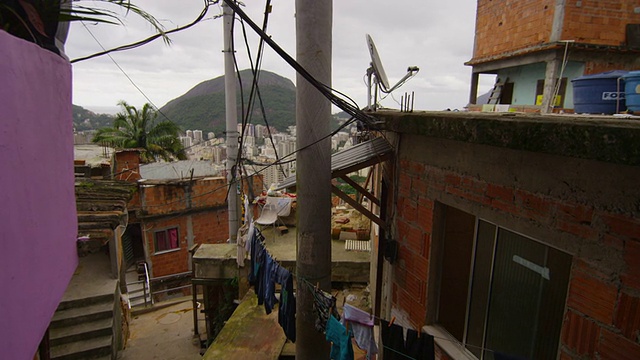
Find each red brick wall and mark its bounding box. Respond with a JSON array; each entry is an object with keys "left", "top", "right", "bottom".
[
  {"left": 146, "top": 217, "right": 189, "bottom": 277},
  {"left": 392, "top": 157, "right": 640, "bottom": 359},
  {"left": 472, "top": 0, "right": 640, "bottom": 63},
  {"left": 473, "top": 0, "right": 555, "bottom": 60},
  {"left": 113, "top": 150, "right": 142, "bottom": 182},
  {"left": 563, "top": 1, "right": 640, "bottom": 46},
  {"left": 141, "top": 175, "right": 262, "bottom": 277}
]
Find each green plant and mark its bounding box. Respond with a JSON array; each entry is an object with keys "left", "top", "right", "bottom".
[
  {"left": 92, "top": 101, "right": 186, "bottom": 162},
  {"left": 0, "top": 1, "right": 168, "bottom": 54}
]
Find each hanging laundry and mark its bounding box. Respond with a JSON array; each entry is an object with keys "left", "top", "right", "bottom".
[
  {"left": 262, "top": 254, "right": 279, "bottom": 314},
  {"left": 405, "top": 328, "right": 435, "bottom": 360},
  {"left": 340, "top": 304, "right": 377, "bottom": 358},
  {"left": 312, "top": 287, "right": 340, "bottom": 333},
  {"left": 248, "top": 227, "right": 264, "bottom": 286},
  {"left": 326, "top": 314, "right": 354, "bottom": 360},
  {"left": 274, "top": 265, "right": 296, "bottom": 342},
  {"left": 236, "top": 223, "right": 249, "bottom": 267},
  {"left": 255, "top": 246, "right": 267, "bottom": 305},
  {"left": 380, "top": 319, "right": 406, "bottom": 360}
]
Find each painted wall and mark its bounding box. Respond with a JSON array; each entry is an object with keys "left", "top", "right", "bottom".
[
  {"left": 0, "top": 31, "right": 78, "bottom": 359},
  {"left": 497, "top": 61, "right": 584, "bottom": 108}
]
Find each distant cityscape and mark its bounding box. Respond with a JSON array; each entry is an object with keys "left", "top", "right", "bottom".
[{"left": 74, "top": 116, "right": 360, "bottom": 189}]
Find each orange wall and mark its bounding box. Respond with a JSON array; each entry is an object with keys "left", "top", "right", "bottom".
[
  {"left": 562, "top": 1, "right": 640, "bottom": 46},
  {"left": 473, "top": 0, "right": 555, "bottom": 60}
]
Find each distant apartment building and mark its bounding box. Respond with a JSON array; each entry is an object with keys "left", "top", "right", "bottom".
[
  {"left": 180, "top": 136, "right": 193, "bottom": 149},
  {"left": 263, "top": 163, "right": 287, "bottom": 190},
  {"left": 193, "top": 130, "right": 203, "bottom": 144},
  {"left": 467, "top": 0, "right": 640, "bottom": 112}
]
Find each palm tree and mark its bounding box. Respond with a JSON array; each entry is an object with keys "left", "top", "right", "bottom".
[{"left": 93, "top": 101, "right": 186, "bottom": 162}]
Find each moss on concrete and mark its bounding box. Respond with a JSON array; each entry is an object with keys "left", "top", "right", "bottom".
[{"left": 376, "top": 111, "right": 640, "bottom": 166}]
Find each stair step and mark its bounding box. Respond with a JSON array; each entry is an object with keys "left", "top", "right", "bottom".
[
  {"left": 51, "top": 301, "right": 113, "bottom": 328},
  {"left": 57, "top": 293, "right": 114, "bottom": 311},
  {"left": 51, "top": 335, "right": 112, "bottom": 360},
  {"left": 50, "top": 317, "right": 113, "bottom": 346}
]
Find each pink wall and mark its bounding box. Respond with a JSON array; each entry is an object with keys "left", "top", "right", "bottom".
[{"left": 0, "top": 30, "right": 78, "bottom": 359}]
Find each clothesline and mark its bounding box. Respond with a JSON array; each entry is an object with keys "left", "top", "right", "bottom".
[{"left": 246, "top": 227, "right": 507, "bottom": 359}]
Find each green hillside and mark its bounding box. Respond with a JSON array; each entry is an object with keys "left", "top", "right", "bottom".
[
  {"left": 73, "top": 105, "right": 114, "bottom": 131},
  {"left": 159, "top": 69, "right": 296, "bottom": 134}
]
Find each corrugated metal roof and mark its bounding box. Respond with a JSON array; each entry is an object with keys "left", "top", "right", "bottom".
[{"left": 276, "top": 136, "right": 392, "bottom": 190}]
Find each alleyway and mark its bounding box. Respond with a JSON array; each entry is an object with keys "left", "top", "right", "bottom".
[{"left": 119, "top": 298, "right": 203, "bottom": 360}]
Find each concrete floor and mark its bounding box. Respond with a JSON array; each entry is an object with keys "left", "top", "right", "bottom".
[
  {"left": 62, "top": 252, "right": 117, "bottom": 303},
  {"left": 119, "top": 297, "right": 204, "bottom": 360}
]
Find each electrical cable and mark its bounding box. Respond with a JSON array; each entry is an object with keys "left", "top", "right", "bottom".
[
  {"left": 221, "top": 0, "right": 378, "bottom": 128},
  {"left": 71, "top": 0, "right": 216, "bottom": 63}
]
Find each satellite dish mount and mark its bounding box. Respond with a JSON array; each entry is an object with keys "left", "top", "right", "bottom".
[{"left": 366, "top": 34, "right": 419, "bottom": 111}]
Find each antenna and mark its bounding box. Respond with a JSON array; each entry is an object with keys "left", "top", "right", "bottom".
[{"left": 366, "top": 34, "right": 419, "bottom": 110}]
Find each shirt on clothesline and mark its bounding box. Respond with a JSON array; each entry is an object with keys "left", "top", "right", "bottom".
[
  {"left": 275, "top": 265, "right": 296, "bottom": 342},
  {"left": 341, "top": 304, "right": 377, "bottom": 357},
  {"left": 380, "top": 320, "right": 406, "bottom": 360},
  {"left": 312, "top": 287, "right": 340, "bottom": 333},
  {"left": 326, "top": 314, "right": 354, "bottom": 360},
  {"left": 405, "top": 328, "right": 435, "bottom": 360}
]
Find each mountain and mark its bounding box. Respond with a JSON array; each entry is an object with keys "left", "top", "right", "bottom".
[
  {"left": 159, "top": 69, "right": 296, "bottom": 135},
  {"left": 73, "top": 105, "right": 114, "bottom": 131}
]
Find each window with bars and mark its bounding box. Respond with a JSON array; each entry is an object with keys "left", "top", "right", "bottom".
[{"left": 436, "top": 205, "right": 571, "bottom": 360}]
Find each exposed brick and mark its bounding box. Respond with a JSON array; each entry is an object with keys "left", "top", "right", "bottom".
[
  {"left": 486, "top": 183, "right": 514, "bottom": 201},
  {"left": 562, "top": 309, "right": 600, "bottom": 356},
  {"left": 567, "top": 262, "right": 618, "bottom": 324},
  {"left": 615, "top": 291, "right": 640, "bottom": 342},
  {"left": 602, "top": 214, "right": 640, "bottom": 241},
  {"left": 598, "top": 328, "right": 640, "bottom": 360},
  {"left": 558, "top": 203, "right": 594, "bottom": 224},
  {"left": 622, "top": 240, "right": 640, "bottom": 290},
  {"left": 405, "top": 225, "right": 424, "bottom": 256},
  {"left": 412, "top": 178, "right": 428, "bottom": 195},
  {"left": 444, "top": 173, "right": 461, "bottom": 186},
  {"left": 491, "top": 198, "right": 518, "bottom": 214}
]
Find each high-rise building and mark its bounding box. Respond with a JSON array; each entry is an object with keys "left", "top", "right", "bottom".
[
  {"left": 180, "top": 136, "right": 192, "bottom": 149},
  {"left": 193, "top": 130, "right": 203, "bottom": 144}
]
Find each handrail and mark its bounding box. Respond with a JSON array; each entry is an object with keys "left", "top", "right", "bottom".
[{"left": 144, "top": 262, "right": 153, "bottom": 306}]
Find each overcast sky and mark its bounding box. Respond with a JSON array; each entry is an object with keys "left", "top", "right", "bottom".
[{"left": 66, "top": 0, "right": 493, "bottom": 114}]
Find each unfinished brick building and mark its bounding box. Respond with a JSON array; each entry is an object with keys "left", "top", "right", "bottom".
[
  {"left": 370, "top": 111, "right": 640, "bottom": 359},
  {"left": 467, "top": 0, "right": 640, "bottom": 112}
]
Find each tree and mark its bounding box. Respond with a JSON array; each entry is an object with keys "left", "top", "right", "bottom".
[{"left": 93, "top": 101, "right": 186, "bottom": 162}]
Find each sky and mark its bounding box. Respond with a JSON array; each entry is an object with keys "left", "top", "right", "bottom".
[{"left": 66, "top": 0, "right": 493, "bottom": 115}]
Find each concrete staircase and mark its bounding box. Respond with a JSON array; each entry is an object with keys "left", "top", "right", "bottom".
[{"left": 49, "top": 293, "right": 115, "bottom": 360}]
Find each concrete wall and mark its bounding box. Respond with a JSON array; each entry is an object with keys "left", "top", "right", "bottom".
[
  {"left": 497, "top": 61, "right": 583, "bottom": 107},
  {"left": 0, "top": 31, "right": 77, "bottom": 359},
  {"left": 377, "top": 112, "right": 640, "bottom": 359}
]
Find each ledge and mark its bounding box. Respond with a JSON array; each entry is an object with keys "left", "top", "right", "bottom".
[{"left": 374, "top": 110, "right": 640, "bottom": 166}]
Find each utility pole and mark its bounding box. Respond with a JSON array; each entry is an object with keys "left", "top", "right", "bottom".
[
  {"left": 295, "top": 0, "right": 332, "bottom": 358},
  {"left": 223, "top": 1, "right": 238, "bottom": 243}
]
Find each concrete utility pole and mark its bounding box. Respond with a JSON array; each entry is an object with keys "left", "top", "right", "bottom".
[
  {"left": 223, "top": 1, "right": 238, "bottom": 243},
  {"left": 295, "top": 0, "right": 332, "bottom": 358}
]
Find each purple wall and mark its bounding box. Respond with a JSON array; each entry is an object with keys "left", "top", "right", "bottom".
[{"left": 0, "top": 31, "right": 78, "bottom": 359}]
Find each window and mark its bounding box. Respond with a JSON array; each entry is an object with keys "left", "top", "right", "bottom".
[
  {"left": 535, "top": 78, "right": 567, "bottom": 107},
  {"left": 437, "top": 206, "right": 571, "bottom": 360},
  {"left": 154, "top": 227, "right": 179, "bottom": 253}
]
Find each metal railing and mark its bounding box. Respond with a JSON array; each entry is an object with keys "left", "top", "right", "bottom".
[{"left": 127, "top": 268, "right": 193, "bottom": 308}]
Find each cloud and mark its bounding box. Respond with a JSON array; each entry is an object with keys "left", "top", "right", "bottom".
[{"left": 66, "top": 0, "right": 479, "bottom": 111}]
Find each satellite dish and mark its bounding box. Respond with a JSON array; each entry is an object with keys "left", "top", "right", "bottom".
[
  {"left": 366, "top": 34, "right": 390, "bottom": 91},
  {"left": 365, "top": 34, "right": 419, "bottom": 111}
]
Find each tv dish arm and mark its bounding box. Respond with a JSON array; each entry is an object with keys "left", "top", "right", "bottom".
[{"left": 381, "top": 66, "right": 420, "bottom": 94}]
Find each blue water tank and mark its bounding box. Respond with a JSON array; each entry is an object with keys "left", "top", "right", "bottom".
[
  {"left": 572, "top": 70, "right": 627, "bottom": 114},
  {"left": 622, "top": 71, "right": 640, "bottom": 112}
]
